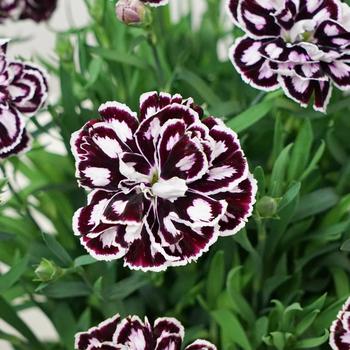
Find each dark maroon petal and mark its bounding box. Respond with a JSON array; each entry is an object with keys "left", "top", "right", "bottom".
[
  {"left": 314, "top": 20, "right": 350, "bottom": 48},
  {"left": 153, "top": 317, "right": 185, "bottom": 338},
  {"left": 227, "top": 0, "right": 240, "bottom": 25},
  {"left": 238, "top": 0, "right": 280, "bottom": 37},
  {"left": 139, "top": 91, "right": 184, "bottom": 121},
  {"left": 141, "top": 0, "right": 169, "bottom": 6},
  {"left": 330, "top": 297, "right": 350, "bottom": 350},
  {"left": 75, "top": 314, "right": 120, "bottom": 350},
  {"left": 214, "top": 176, "right": 257, "bottom": 236},
  {"left": 163, "top": 224, "right": 218, "bottom": 266},
  {"left": 0, "top": 127, "right": 31, "bottom": 159},
  {"left": 297, "top": 0, "right": 340, "bottom": 22},
  {"left": 119, "top": 152, "right": 153, "bottom": 183},
  {"left": 230, "top": 36, "right": 279, "bottom": 91},
  {"left": 185, "top": 340, "right": 217, "bottom": 350},
  {"left": 135, "top": 104, "right": 199, "bottom": 165},
  {"left": 0, "top": 105, "right": 25, "bottom": 156},
  {"left": 171, "top": 191, "right": 227, "bottom": 228},
  {"left": 314, "top": 80, "right": 332, "bottom": 112},
  {"left": 8, "top": 62, "right": 48, "bottom": 116},
  {"left": 275, "top": 0, "right": 298, "bottom": 30},
  {"left": 20, "top": 0, "right": 57, "bottom": 22},
  {"left": 98, "top": 101, "right": 139, "bottom": 151},
  {"left": 279, "top": 75, "right": 314, "bottom": 108},
  {"left": 155, "top": 334, "right": 182, "bottom": 350},
  {"left": 323, "top": 61, "right": 350, "bottom": 90},
  {"left": 124, "top": 213, "right": 168, "bottom": 272},
  {"left": 113, "top": 316, "right": 153, "bottom": 348},
  {"left": 191, "top": 118, "right": 248, "bottom": 195},
  {"left": 102, "top": 191, "right": 146, "bottom": 225},
  {"left": 160, "top": 133, "right": 208, "bottom": 183},
  {"left": 294, "top": 63, "right": 327, "bottom": 80},
  {"left": 86, "top": 344, "right": 120, "bottom": 350}
]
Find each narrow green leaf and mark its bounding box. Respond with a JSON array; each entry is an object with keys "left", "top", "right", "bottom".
[
  {"left": 300, "top": 141, "right": 325, "bottom": 181},
  {"left": 0, "top": 256, "right": 28, "bottom": 294},
  {"left": 295, "top": 330, "right": 329, "bottom": 348},
  {"left": 227, "top": 99, "right": 274, "bottom": 133},
  {"left": 206, "top": 251, "right": 225, "bottom": 308},
  {"left": 42, "top": 232, "right": 72, "bottom": 267}
]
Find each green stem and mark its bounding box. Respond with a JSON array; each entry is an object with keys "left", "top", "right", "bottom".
[{"left": 147, "top": 32, "right": 165, "bottom": 89}]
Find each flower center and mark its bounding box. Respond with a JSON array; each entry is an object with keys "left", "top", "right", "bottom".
[{"left": 282, "top": 19, "right": 316, "bottom": 44}]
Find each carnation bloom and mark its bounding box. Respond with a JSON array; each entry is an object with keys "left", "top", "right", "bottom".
[
  {"left": 0, "top": 0, "right": 56, "bottom": 22},
  {"left": 0, "top": 39, "right": 48, "bottom": 159},
  {"left": 228, "top": 0, "right": 350, "bottom": 112},
  {"left": 71, "top": 92, "right": 256, "bottom": 272},
  {"left": 330, "top": 296, "right": 350, "bottom": 349},
  {"left": 75, "top": 314, "right": 216, "bottom": 350}
]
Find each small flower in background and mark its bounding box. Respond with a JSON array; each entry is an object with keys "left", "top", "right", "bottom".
[
  {"left": 115, "top": 0, "right": 147, "bottom": 25},
  {"left": 0, "top": 39, "right": 48, "bottom": 159},
  {"left": 330, "top": 296, "right": 350, "bottom": 349},
  {"left": 141, "top": 0, "right": 169, "bottom": 7},
  {"left": 228, "top": 0, "right": 350, "bottom": 112},
  {"left": 75, "top": 314, "right": 216, "bottom": 350},
  {"left": 0, "top": 0, "right": 57, "bottom": 22},
  {"left": 71, "top": 91, "right": 256, "bottom": 272}
]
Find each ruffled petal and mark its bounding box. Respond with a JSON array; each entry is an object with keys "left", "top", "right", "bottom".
[
  {"left": 0, "top": 127, "right": 31, "bottom": 159},
  {"left": 8, "top": 62, "right": 48, "bottom": 116},
  {"left": 330, "top": 297, "right": 350, "bottom": 350},
  {"left": 230, "top": 36, "right": 279, "bottom": 91},
  {"left": 185, "top": 340, "right": 217, "bottom": 350},
  {"left": 214, "top": 175, "right": 257, "bottom": 236},
  {"left": 20, "top": 0, "right": 57, "bottom": 22},
  {"left": 0, "top": 105, "right": 25, "bottom": 156},
  {"left": 323, "top": 60, "right": 350, "bottom": 90},
  {"left": 297, "top": 0, "right": 340, "bottom": 22},
  {"left": 75, "top": 314, "right": 120, "bottom": 350}
]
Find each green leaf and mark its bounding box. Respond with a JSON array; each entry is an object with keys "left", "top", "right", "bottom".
[
  {"left": 74, "top": 255, "right": 97, "bottom": 268},
  {"left": 212, "top": 309, "right": 252, "bottom": 350},
  {"left": 52, "top": 303, "right": 76, "bottom": 349},
  {"left": 278, "top": 182, "right": 301, "bottom": 212},
  {"left": 300, "top": 141, "right": 325, "bottom": 180},
  {"left": 40, "top": 281, "right": 91, "bottom": 298},
  {"left": 227, "top": 99, "right": 274, "bottom": 133},
  {"left": 294, "top": 330, "right": 329, "bottom": 348},
  {"left": 296, "top": 310, "right": 320, "bottom": 336},
  {"left": 42, "top": 232, "right": 72, "bottom": 267},
  {"left": 206, "top": 251, "right": 225, "bottom": 308},
  {"left": 0, "top": 296, "right": 44, "bottom": 350},
  {"left": 0, "top": 255, "right": 28, "bottom": 294},
  {"left": 288, "top": 120, "right": 313, "bottom": 181}
]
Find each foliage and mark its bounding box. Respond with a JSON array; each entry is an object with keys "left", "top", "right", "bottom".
[{"left": 1, "top": 0, "right": 350, "bottom": 349}]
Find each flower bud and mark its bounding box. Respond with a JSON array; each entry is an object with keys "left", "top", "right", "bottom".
[
  {"left": 256, "top": 196, "right": 279, "bottom": 218},
  {"left": 115, "top": 0, "right": 146, "bottom": 25},
  {"left": 34, "top": 259, "right": 64, "bottom": 282}
]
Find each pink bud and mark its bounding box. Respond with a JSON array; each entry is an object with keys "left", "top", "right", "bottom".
[{"left": 115, "top": 0, "right": 146, "bottom": 25}]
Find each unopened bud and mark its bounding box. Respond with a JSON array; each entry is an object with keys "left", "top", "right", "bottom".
[
  {"left": 34, "top": 259, "right": 64, "bottom": 282},
  {"left": 256, "top": 196, "right": 279, "bottom": 218},
  {"left": 115, "top": 0, "right": 146, "bottom": 25}
]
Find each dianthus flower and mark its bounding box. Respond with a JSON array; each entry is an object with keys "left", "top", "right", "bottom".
[
  {"left": 228, "top": 0, "right": 350, "bottom": 112},
  {"left": 330, "top": 296, "right": 350, "bottom": 349},
  {"left": 75, "top": 314, "right": 216, "bottom": 350},
  {"left": 71, "top": 92, "right": 256, "bottom": 271},
  {"left": 0, "top": 0, "right": 57, "bottom": 22},
  {"left": 0, "top": 40, "right": 48, "bottom": 159}
]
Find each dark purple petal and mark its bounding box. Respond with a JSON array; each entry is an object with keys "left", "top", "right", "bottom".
[
  {"left": 113, "top": 316, "right": 153, "bottom": 348},
  {"left": 190, "top": 118, "right": 248, "bottom": 195},
  {"left": 214, "top": 175, "right": 257, "bottom": 236},
  {"left": 160, "top": 133, "right": 208, "bottom": 183},
  {"left": 86, "top": 344, "right": 119, "bottom": 350},
  {"left": 0, "top": 105, "right": 25, "bottom": 156},
  {"left": 279, "top": 75, "right": 332, "bottom": 112},
  {"left": 119, "top": 152, "right": 153, "bottom": 183},
  {"left": 20, "top": 0, "right": 57, "bottom": 22},
  {"left": 163, "top": 224, "right": 218, "bottom": 266},
  {"left": 75, "top": 314, "right": 120, "bottom": 350},
  {"left": 185, "top": 340, "right": 217, "bottom": 350},
  {"left": 227, "top": 0, "right": 240, "bottom": 25},
  {"left": 153, "top": 317, "right": 185, "bottom": 338},
  {"left": 275, "top": 0, "right": 298, "bottom": 30},
  {"left": 155, "top": 334, "right": 182, "bottom": 350},
  {"left": 314, "top": 20, "right": 350, "bottom": 48},
  {"left": 294, "top": 62, "right": 327, "bottom": 80},
  {"left": 323, "top": 61, "right": 350, "bottom": 90},
  {"left": 0, "top": 127, "right": 31, "bottom": 159},
  {"left": 8, "top": 62, "right": 48, "bottom": 116},
  {"left": 238, "top": 0, "right": 281, "bottom": 37},
  {"left": 297, "top": 0, "right": 340, "bottom": 22},
  {"left": 230, "top": 36, "right": 279, "bottom": 91},
  {"left": 330, "top": 297, "right": 350, "bottom": 350},
  {"left": 141, "top": 0, "right": 169, "bottom": 6},
  {"left": 135, "top": 104, "right": 199, "bottom": 165}
]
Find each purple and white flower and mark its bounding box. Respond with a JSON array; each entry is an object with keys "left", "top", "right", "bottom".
[
  {"left": 0, "top": 39, "right": 48, "bottom": 159},
  {"left": 141, "top": 0, "right": 168, "bottom": 6},
  {"left": 75, "top": 314, "right": 217, "bottom": 350},
  {"left": 71, "top": 92, "right": 256, "bottom": 272},
  {"left": 228, "top": 0, "right": 350, "bottom": 112},
  {"left": 330, "top": 296, "right": 350, "bottom": 349},
  {"left": 0, "top": 0, "right": 56, "bottom": 22}
]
